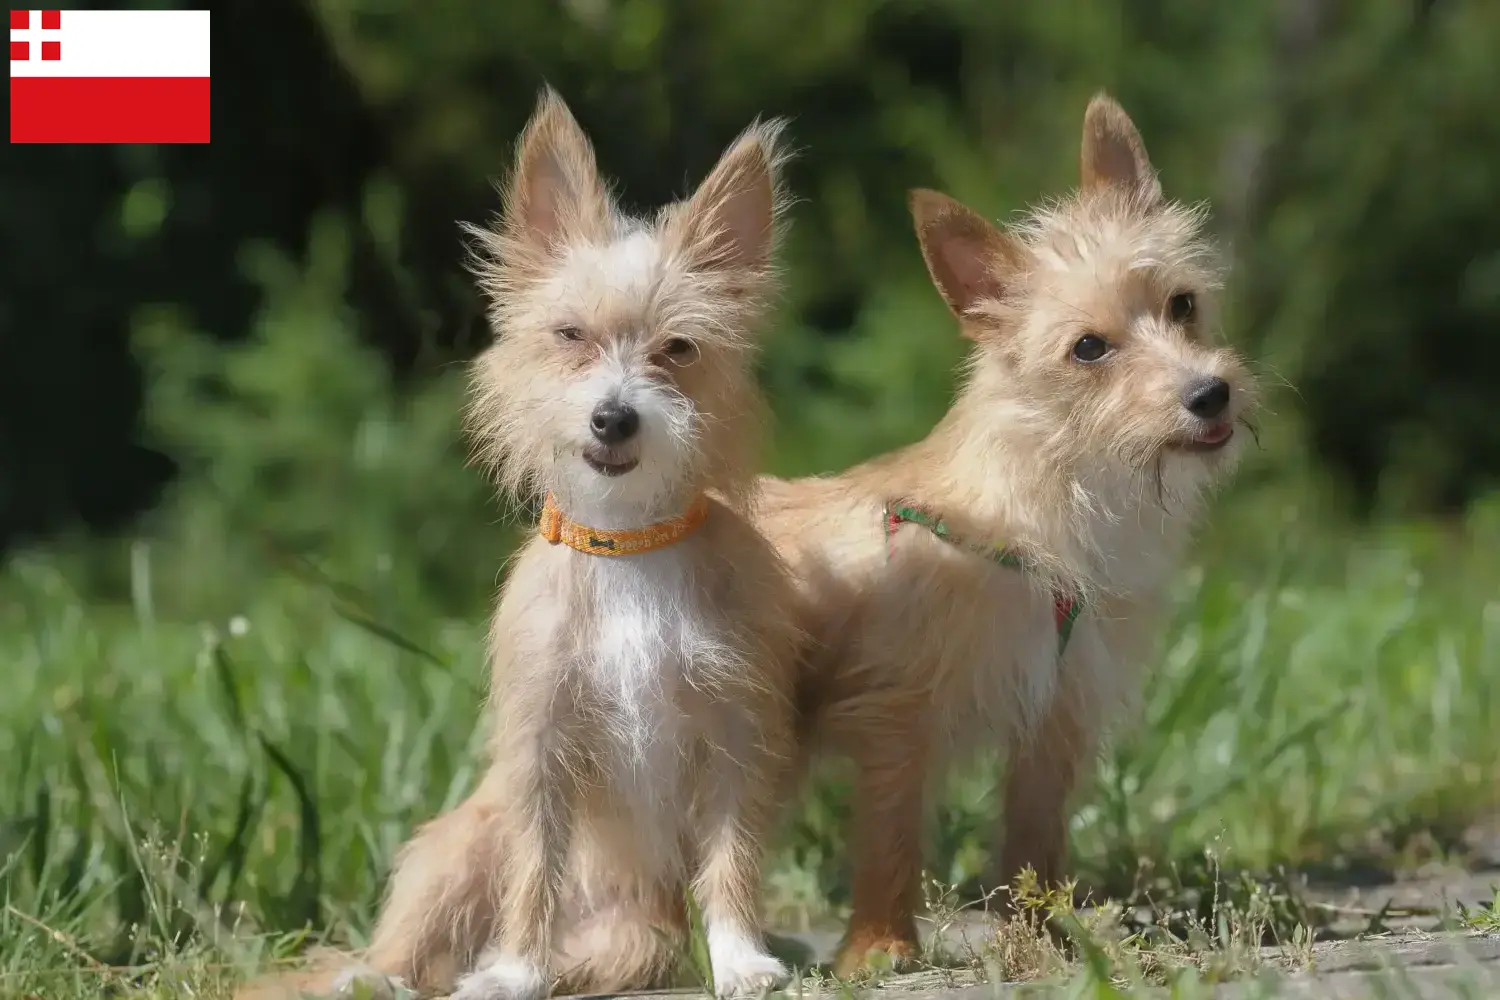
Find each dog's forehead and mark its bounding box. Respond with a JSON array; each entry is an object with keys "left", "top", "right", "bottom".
[
  {"left": 1030, "top": 212, "right": 1206, "bottom": 304},
  {"left": 542, "top": 227, "right": 666, "bottom": 329},
  {"left": 1034, "top": 212, "right": 1180, "bottom": 272}
]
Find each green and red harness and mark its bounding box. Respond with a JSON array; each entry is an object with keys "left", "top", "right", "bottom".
[{"left": 883, "top": 502, "right": 1083, "bottom": 655}]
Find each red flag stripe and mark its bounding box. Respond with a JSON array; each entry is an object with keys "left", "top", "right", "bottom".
[{"left": 10, "top": 76, "right": 210, "bottom": 143}]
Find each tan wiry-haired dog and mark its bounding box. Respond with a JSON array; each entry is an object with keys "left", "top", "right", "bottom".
[
  {"left": 757, "top": 93, "right": 1257, "bottom": 975},
  {"left": 308, "top": 90, "right": 801, "bottom": 1000}
]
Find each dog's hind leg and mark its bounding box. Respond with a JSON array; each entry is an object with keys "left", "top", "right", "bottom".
[
  {"left": 356, "top": 774, "right": 507, "bottom": 996},
  {"left": 552, "top": 878, "right": 689, "bottom": 994}
]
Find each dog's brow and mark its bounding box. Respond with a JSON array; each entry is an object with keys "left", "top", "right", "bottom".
[{"left": 1037, "top": 291, "right": 1106, "bottom": 332}]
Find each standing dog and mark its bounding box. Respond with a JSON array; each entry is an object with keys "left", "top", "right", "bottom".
[
  {"left": 310, "top": 90, "right": 801, "bottom": 1000},
  {"left": 757, "top": 93, "right": 1257, "bottom": 975}
]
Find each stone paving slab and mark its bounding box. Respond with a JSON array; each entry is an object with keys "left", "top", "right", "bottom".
[
  {"left": 563, "top": 929, "right": 1500, "bottom": 1000},
  {"left": 1303, "top": 866, "right": 1498, "bottom": 920},
  {"left": 1210, "top": 932, "right": 1500, "bottom": 999}
]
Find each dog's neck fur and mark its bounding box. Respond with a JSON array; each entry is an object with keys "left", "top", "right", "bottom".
[
  {"left": 548, "top": 478, "right": 708, "bottom": 533},
  {"left": 892, "top": 371, "right": 1204, "bottom": 602}
]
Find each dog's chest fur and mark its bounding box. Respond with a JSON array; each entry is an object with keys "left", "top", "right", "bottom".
[
  {"left": 937, "top": 509, "right": 1180, "bottom": 736},
  {"left": 862, "top": 537, "right": 1077, "bottom": 749},
  {"left": 801, "top": 475, "right": 1192, "bottom": 762},
  {"left": 557, "top": 544, "right": 736, "bottom": 805}
]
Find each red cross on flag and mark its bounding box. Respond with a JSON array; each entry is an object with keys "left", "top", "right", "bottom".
[{"left": 10, "top": 9, "right": 210, "bottom": 143}]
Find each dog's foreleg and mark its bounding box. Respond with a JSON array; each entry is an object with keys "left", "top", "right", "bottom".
[
  {"left": 691, "top": 705, "right": 792, "bottom": 998},
  {"left": 997, "top": 677, "right": 1097, "bottom": 908},
  {"left": 833, "top": 713, "right": 929, "bottom": 978}
]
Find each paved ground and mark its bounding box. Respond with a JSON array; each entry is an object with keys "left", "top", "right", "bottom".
[
  {"left": 562, "top": 929, "right": 1500, "bottom": 999},
  {"left": 759, "top": 926, "right": 1500, "bottom": 1000},
  {"left": 762, "top": 927, "right": 1500, "bottom": 999},
  {"left": 563, "top": 860, "right": 1500, "bottom": 999}
]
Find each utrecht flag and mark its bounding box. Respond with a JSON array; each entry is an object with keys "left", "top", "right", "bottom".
[{"left": 10, "top": 9, "right": 210, "bottom": 143}]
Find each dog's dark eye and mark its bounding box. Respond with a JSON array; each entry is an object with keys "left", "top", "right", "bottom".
[
  {"left": 1071, "top": 333, "right": 1111, "bottom": 363},
  {"left": 660, "top": 337, "right": 698, "bottom": 363},
  {"left": 555, "top": 326, "right": 584, "bottom": 342},
  {"left": 1169, "top": 292, "right": 1195, "bottom": 323}
]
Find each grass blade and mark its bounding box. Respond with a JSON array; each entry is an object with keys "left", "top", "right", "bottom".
[
  {"left": 329, "top": 602, "right": 452, "bottom": 673},
  {"left": 1162, "top": 697, "right": 1351, "bottom": 831},
  {"left": 258, "top": 733, "right": 322, "bottom": 930}
]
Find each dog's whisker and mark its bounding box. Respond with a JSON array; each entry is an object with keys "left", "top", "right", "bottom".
[{"left": 1238, "top": 415, "right": 1263, "bottom": 451}]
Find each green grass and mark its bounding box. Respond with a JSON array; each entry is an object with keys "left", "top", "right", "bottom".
[{"left": 3, "top": 491, "right": 1499, "bottom": 998}]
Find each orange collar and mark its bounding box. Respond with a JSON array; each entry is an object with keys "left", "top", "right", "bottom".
[{"left": 539, "top": 493, "right": 710, "bottom": 556}]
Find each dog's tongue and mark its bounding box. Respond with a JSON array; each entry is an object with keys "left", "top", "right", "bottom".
[{"left": 1197, "top": 423, "right": 1232, "bottom": 445}]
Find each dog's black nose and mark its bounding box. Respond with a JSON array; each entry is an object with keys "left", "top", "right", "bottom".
[
  {"left": 1182, "top": 376, "right": 1230, "bottom": 419},
  {"left": 590, "top": 401, "right": 640, "bottom": 445}
]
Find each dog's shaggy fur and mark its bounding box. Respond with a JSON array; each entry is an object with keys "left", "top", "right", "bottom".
[
  {"left": 755, "top": 93, "right": 1258, "bottom": 975},
  {"left": 239, "top": 89, "right": 802, "bottom": 1000}
]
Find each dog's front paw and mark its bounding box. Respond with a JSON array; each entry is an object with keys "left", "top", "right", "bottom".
[
  {"left": 713, "top": 953, "right": 789, "bottom": 998},
  {"left": 831, "top": 933, "right": 919, "bottom": 979},
  {"left": 330, "top": 965, "right": 404, "bottom": 1000},
  {"left": 708, "top": 930, "right": 790, "bottom": 998},
  {"left": 451, "top": 954, "right": 547, "bottom": 1000}
]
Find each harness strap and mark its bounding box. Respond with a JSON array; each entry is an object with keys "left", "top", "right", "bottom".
[{"left": 884, "top": 502, "right": 1083, "bottom": 656}]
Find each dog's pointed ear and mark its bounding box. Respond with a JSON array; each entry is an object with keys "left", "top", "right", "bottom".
[
  {"left": 676, "top": 119, "right": 789, "bottom": 274},
  {"left": 503, "top": 86, "right": 611, "bottom": 254},
  {"left": 1080, "top": 92, "right": 1162, "bottom": 204},
  {"left": 909, "top": 189, "right": 1020, "bottom": 336}
]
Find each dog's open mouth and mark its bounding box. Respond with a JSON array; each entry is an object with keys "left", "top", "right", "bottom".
[
  {"left": 1173, "top": 423, "right": 1234, "bottom": 454},
  {"left": 582, "top": 451, "right": 639, "bottom": 477}
]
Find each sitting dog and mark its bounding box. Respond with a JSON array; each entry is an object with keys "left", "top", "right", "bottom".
[{"left": 241, "top": 88, "right": 802, "bottom": 1000}]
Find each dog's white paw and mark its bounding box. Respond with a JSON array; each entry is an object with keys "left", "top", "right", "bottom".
[
  {"left": 451, "top": 954, "right": 547, "bottom": 1000},
  {"left": 708, "top": 927, "right": 790, "bottom": 998},
  {"left": 713, "top": 952, "right": 790, "bottom": 998},
  {"left": 330, "top": 965, "right": 402, "bottom": 1000}
]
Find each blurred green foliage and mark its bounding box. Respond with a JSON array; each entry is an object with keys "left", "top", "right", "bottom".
[
  {"left": 130, "top": 216, "right": 506, "bottom": 617},
  {"left": 2, "top": 0, "right": 1499, "bottom": 571}
]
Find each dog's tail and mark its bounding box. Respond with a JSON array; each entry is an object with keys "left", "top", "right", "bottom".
[
  {"left": 232, "top": 897, "right": 688, "bottom": 999},
  {"left": 232, "top": 947, "right": 362, "bottom": 1000}
]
